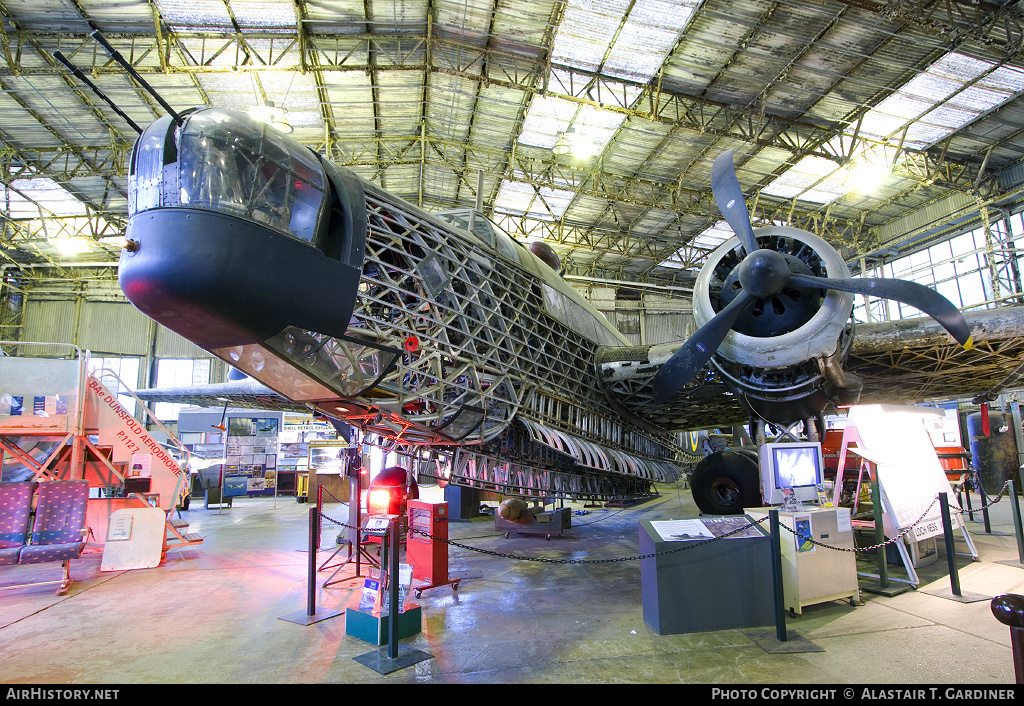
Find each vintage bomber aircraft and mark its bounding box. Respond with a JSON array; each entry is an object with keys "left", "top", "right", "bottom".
[{"left": 117, "top": 105, "right": 1024, "bottom": 513}]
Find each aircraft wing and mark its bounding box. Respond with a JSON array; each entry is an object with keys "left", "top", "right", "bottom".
[
  {"left": 848, "top": 304, "right": 1024, "bottom": 406},
  {"left": 130, "top": 379, "right": 309, "bottom": 413},
  {"left": 129, "top": 305, "right": 1024, "bottom": 432}
]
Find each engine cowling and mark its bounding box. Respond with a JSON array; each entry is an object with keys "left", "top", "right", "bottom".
[{"left": 692, "top": 225, "right": 860, "bottom": 424}]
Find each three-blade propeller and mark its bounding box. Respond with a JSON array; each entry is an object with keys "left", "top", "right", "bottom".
[{"left": 651, "top": 149, "right": 974, "bottom": 405}]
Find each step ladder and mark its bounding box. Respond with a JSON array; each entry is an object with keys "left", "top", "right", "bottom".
[
  {"left": 166, "top": 517, "right": 204, "bottom": 552},
  {"left": 1, "top": 342, "right": 203, "bottom": 559}
]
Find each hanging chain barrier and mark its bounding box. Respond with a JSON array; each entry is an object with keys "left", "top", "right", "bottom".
[
  {"left": 316, "top": 482, "right": 1008, "bottom": 565},
  {"left": 958, "top": 477, "right": 1010, "bottom": 512},
  {"left": 321, "top": 506, "right": 770, "bottom": 561}
]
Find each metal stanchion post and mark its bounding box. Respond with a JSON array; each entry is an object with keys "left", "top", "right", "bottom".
[
  {"left": 353, "top": 516, "right": 431, "bottom": 673},
  {"left": 874, "top": 475, "right": 888, "bottom": 590},
  {"left": 744, "top": 511, "right": 821, "bottom": 654},
  {"left": 978, "top": 475, "right": 992, "bottom": 534},
  {"left": 769, "top": 509, "right": 787, "bottom": 643},
  {"left": 278, "top": 507, "right": 344, "bottom": 625},
  {"left": 862, "top": 470, "right": 909, "bottom": 596},
  {"left": 316, "top": 483, "right": 324, "bottom": 550},
  {"left": 940, "top": 492, "right": 962, "bottom": 598},
  {"left": 924, "top": 493, "right": 988, "bottom": 602},
  {"left": 1011, "top": 481, "right": 1024, "bottom": 565},
  {"left": 388, "top": 517, "right": 400, "bottom": 660}
]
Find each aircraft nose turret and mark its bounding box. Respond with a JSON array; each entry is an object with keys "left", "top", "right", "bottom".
[{"left": 118, "top": 108, "right": 362, "bottom": 351}]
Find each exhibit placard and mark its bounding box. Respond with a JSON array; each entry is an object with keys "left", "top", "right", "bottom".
[{"left": 848, "top": 405, "right": 961, "bottom": 541}]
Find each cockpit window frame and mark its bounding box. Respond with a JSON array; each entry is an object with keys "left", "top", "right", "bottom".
[{"left": 129, "top": 108, "right": 330, "bottom": 249}]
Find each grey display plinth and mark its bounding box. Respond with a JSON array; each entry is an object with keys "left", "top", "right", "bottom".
[{"left": 639, "top": 519, "right": 775, "bottom": 635}]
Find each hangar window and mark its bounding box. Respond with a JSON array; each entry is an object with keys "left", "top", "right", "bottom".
[
  {"left": 88, "top": 357, "right": 140, "bottom": 417},
  {"left": 852, "top": 220, "right": 1017, "bottom": 324},
  {"left": 153, "top": 358, "right": 212, "bottom": 421}
]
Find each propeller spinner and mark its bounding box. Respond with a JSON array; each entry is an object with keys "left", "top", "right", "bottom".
[{"left": 652, "top": 150, "right": 974, "bottom": 405}]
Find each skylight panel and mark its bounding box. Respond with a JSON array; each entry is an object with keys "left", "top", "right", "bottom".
[
  {"left": 518, "top": 95, "right": 579, "bottom": 149},
  {"left": 658, "top": 252, "right": 687, "bottom": 269},
  {"left": 603, "top": 0, "right": 697, "bottom": 81},
  {"left": 551, "top": 0, "right": 697, "bottom": 83},
  {"left": 604, "top": 24, "right": 677, "bottom": 81},
  {"left": 953, "top": 84, "right": 1012, "bottom": 111},
  {"left": 574, "top": 105, "right": 626, "bottom": 147},
  {"left": 858, "top": 95, "right": 934, "bottom": 140},
  {"left": 493, "top": 180, "right": 574, "bottom": 220},
  {"left": 766, "top": 52, "right": 1021, "bottom": 202},
  {"left": 229, "top": 1, "right": 298, "bottom": 30},
  {"left": 855, "top": 52, "right": 1020, "bottom": 148},
  {"left": 762, "top": 155, "right": 843, "bottom": 204},
  {"left": 928, "top": 53, "right": 992, "bottom": 84},
  {"left": 494, "top": 181, "right": 540, "bottom": 216},
  {"left": 552, "top": 0, "right": 632, "bottom": 73},
  {"left": 692, "top": 222, "right": 734, "bottom": 250},
  {"left": 980, "top": 65, "right": 1024, "bottom": 93},
  {"left": 155, "top": 0, "right": 233, "bottom": 31},
  {"left": 537, "top": 186, "right": 575, "bottom": 219},
  {"left": 5, "top": 178, "right": 88, "bottom": 218}
]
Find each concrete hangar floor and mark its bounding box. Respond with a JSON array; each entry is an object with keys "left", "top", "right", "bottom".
[{"left": 0, "top": 479, "right": 1022, "bottom": 685}]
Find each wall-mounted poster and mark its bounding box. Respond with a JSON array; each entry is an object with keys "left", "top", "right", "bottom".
[
  {"left": 227, "top": 417, "right": 252, "bottom": 437},
  {"left": 225, "top": 416, "right": 281, "bottom": 496}
]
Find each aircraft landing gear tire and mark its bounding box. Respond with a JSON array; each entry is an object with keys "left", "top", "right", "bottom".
[{"left": 690, "top": 448, "right": 761, "bottom": 515}]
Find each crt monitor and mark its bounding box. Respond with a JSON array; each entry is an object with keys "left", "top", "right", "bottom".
[{"left": 759, "top": 441, "right": 824, "bottom": 506}]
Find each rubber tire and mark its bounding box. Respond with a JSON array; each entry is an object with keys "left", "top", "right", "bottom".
[{"left": 691, "top": 448, "right": 761, "bottom": 515}]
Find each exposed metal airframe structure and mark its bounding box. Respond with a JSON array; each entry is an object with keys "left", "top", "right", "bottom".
[{"left": 203, "top": 171, "right": 689, "bottom": 502}]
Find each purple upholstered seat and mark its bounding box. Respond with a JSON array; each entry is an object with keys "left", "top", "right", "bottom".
[
  {"left": 18, "top": 480, "right": 89, "bottom": 565},
  {"left": 0, "top": 482, "right": 36, "bottom": 566}
]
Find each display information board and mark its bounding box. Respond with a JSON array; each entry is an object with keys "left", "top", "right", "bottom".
[
  {"left": 649, "top": 517, "right": 761, "bottom": 541},
  {"left": 225, "top": 416, "right": 280, "bottom": 493},
  {"left": 848, "top": 405, "right": 961, "bottom": 541}
]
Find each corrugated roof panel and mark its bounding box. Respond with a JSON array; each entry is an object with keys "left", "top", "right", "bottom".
[
  {"left": 762, "top": 154, "right": 843, "bottom": 204},
  {"left": 155, "top": 0, "right": 233, "bottom": 31},
  {"left": 4, "top": 178, "right": 89, "bottom": 218},
  {"left": 519, "top": 95, "right": 579, "bottom": 149},
  {"left": 227, "top": 0, "right": 297, "bottom": 31}
]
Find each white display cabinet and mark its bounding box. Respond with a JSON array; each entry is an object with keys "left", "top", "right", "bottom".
[{"left": 749, "top": 506, "right": 860, "bottom": 615}]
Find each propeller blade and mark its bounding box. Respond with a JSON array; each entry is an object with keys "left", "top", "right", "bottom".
[
  {"left": 711, "top": 149, "right": 760, "bottom": 255},
  {"left": 652, "top": 290, "right": 757, "bottom": 404},
  {"left": 788, "top": 273, "right": 974, "bottom": 349}
]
